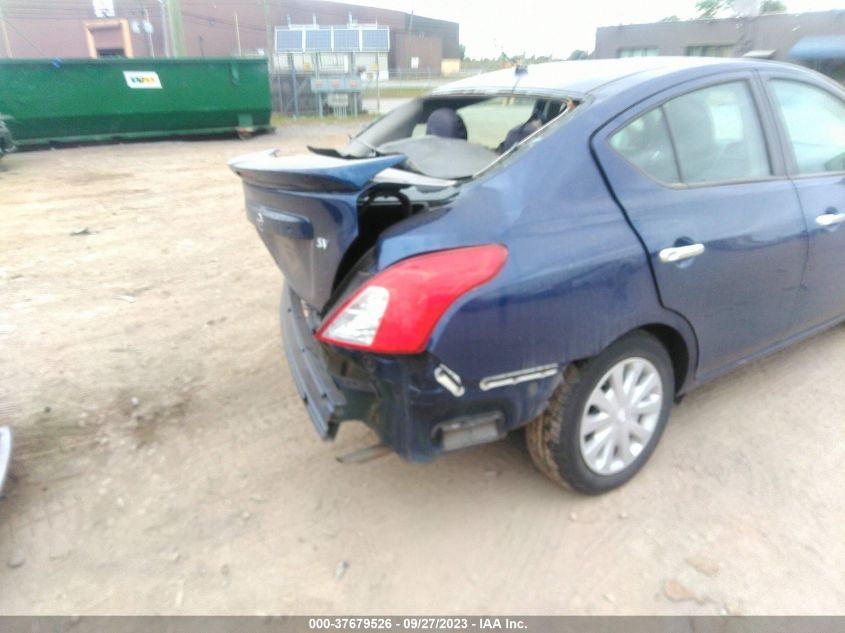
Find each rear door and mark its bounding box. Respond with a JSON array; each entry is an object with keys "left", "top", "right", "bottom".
[
  {"left": 593, "top": 73, "right": 808, "bottom": 380},
  {"left": 761, "top": 73, "right": 845, "bottom": 328}
]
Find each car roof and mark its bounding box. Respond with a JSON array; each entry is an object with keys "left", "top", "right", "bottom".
[{"left": 430, "top": 57, "right": 795, "bottom": 98}]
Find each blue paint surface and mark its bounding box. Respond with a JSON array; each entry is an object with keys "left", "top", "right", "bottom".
[{"left": 234, "top": 59, "right": 845, "bottom": 460}]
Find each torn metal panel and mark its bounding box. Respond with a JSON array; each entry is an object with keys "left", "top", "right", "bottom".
[
  {"left": 479, "top": 364, "right": 559, "bottom": 391},
  {"left": 434, "top": 363, "right": 465, "bottom": 397}
]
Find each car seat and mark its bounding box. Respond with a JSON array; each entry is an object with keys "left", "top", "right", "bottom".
[{"left": 425, "top": 107, "right": 468, "bottom": 140}]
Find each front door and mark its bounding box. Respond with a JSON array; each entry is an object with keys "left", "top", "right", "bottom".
[
  {"left": 593, "top": 74, "right": 808, "bottom": 380},
  {"left": 763, "top": 74, "right": 845, "bottom": 328}
]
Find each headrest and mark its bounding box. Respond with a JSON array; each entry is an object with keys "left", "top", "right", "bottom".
[{"left": 426, "top": 107, "right": 468, "bottom": 140}]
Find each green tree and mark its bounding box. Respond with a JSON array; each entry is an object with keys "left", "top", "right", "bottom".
[
  {"left": 760, "top": 0, "right": 786, "bottom": 13},
  {"left": 660, "top": 15, "right": 681, "bottom": 21},
  {"left": 458, "top": 44, "right": 466, "bottom": 60},
  {"left": 696, "top": 0, "right": 730, "bottom": 18},
  {"left": 567, "top": 49, "right": 591, "bottom": 61}
]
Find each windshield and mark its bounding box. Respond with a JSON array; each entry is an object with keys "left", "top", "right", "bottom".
[{"left": 337, "top": 94, "right": 578, "bottom": 179}]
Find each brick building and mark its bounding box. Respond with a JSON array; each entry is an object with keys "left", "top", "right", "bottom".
[{"left": 0, "top": 0, "right": 460, "bottom": 73}]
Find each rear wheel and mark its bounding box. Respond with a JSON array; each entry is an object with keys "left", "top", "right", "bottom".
[{"left": 526, "top": 330, "right": 674, "bottom": 494}]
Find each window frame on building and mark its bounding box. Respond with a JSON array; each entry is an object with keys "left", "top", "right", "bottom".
[
  {"left": 684, "top": 44, "right": 734, "bottom": 58},
  {"left": 617, "top": 47, "right": 659, "bottom": 58}
]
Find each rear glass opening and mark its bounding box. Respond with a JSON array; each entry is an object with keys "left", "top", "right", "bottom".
[{"left": 326, "top": 94, "right": 578, "bottom": 180}]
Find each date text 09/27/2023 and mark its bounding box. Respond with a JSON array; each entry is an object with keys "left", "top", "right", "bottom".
[{"left": 307, "top": 618, "right": 528, "bottom": 630}]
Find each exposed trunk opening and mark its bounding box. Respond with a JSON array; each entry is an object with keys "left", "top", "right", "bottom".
[
  {"left": 230, "top": 88, "right": 580, "bottom": 311},
  {"left": 331, "top": 186, "right": 429, "bottom": 299}
]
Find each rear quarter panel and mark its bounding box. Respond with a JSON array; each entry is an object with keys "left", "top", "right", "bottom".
[{"left": 376, "top": 107, "right": 698, "bottom": 393}]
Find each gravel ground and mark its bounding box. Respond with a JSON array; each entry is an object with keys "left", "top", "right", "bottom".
[{"left": 0, "top": 123, "right": 843, "bottom": 615}]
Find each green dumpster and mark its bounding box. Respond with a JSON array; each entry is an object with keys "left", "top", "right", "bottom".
[{"left": 0, "top": 57, "right": 272, "bottom": 147}]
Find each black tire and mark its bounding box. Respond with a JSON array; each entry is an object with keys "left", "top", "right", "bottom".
[{"left": 526, "top": 330, "right": 675, "bottom": 494}]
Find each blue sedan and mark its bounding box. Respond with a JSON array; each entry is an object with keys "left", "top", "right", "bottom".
[{"left": 231, "top": 57, "right": 845, "bottom": 493}]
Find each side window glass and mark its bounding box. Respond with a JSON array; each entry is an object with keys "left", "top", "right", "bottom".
[
  {"left": 663, "top": 81, "right": 770, "bottom": 184},
  {"left": 610, "top": 108, "right": 680, "bottom": 184},
  {"left": 771, "top": 80, "right": 845, "bottom": 174}
]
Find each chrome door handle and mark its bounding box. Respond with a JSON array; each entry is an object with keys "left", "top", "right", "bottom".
[
  {"left": 815, "top": 212, "right": 845, "bottom": 227},
  {"left": 658, "top": 243, "right": 705, "bottom": 263}
]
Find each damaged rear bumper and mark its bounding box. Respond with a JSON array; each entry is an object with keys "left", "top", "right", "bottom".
[
  {"left": 280, "top": 285, "right": 562, "bottom": 462},
  {"left": 281, "top": 286, "right": 345, "bottom": 438}
]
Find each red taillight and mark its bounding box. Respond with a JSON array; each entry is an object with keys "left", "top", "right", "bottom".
[{"left": 316, "top": 244, "right": 508, "bottom": 354}]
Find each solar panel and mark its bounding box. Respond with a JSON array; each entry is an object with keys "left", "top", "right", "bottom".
[
  {"left": 333, "top": 29, "right": 360, "bottom": 51},
  {"left": 275, "top": 30, "right": 302, "bottom": 52},
  {"left": 362, "top": 29, "right": 389, "bottom": 51},
  {"left": 275, "top": 26, "right": 389, "bottom": 52},
  {"left": 305, "top": 29, "right": 332, "bottom": 51}
]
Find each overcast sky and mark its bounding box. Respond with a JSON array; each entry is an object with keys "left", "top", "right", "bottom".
[{"left": 331, "top": 0, "right": 845, "bottom": 58}]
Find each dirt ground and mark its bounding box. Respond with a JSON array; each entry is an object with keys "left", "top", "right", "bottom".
[{"left": 0, "top": 124, "right": 843, "bottom": 615}]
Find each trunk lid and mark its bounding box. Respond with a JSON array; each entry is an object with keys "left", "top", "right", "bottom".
[{"left": 230, "top": 151, "right": 426, "bottom": 311}]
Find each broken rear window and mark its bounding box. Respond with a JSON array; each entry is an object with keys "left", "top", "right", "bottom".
[{"left": 337, "top": 94, "right": 577, "bottom": 180}]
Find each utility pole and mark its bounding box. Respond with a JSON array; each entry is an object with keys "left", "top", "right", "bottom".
[
  {"left": 234, "top": 12, "right": 242, "bottom": 56},
  {"left": 262, "top": 0, "right": 273, "bottom": 67},
  {"left": 376, "top": 55, "right": 381, "bottom": 114},
  {"left": 0, "top": 3, "right": 13, "bottom": 59},
  {"left": 158, "top": 0, "right": 171, "bottom": 57},
  {"left": 165, "top": 0, "right": 186, "bottom": 57},
  {"left": 142, "top": 7, "right": 155, "bottom": 57}
]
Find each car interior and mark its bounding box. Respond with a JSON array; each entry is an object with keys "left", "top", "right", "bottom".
[{"left": 335, "top": 95, "right": 577, "bottom": 179}]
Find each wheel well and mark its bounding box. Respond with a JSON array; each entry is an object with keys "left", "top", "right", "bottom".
[{"left": 639, "top": 324, "right": 690, "bottom": 394}]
